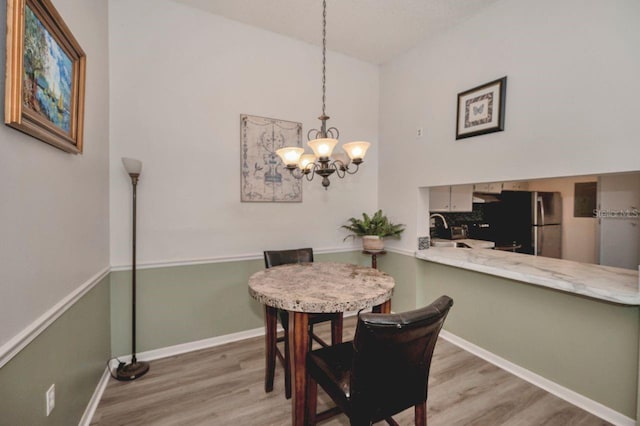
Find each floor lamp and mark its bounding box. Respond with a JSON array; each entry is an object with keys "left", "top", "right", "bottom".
[{"left": 117, "top": 157, "right": 150, "bottom": 381}]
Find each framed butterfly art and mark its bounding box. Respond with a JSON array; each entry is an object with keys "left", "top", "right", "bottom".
[{"left": 456, "top": 77, "right": 506, "bottom": 140}]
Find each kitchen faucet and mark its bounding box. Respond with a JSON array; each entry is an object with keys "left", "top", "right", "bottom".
[{"left": 429, "top": 213, "right": 449, "bottom": 229}]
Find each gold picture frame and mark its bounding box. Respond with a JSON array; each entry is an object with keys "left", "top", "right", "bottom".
[{"left": 4, "top": 0, "right": 86, "bottom": 153}]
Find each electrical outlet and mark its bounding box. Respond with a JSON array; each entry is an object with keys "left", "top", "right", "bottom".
[
  {"left": 416, "top": 128, "right": 423, "bottom": 137},
  {"left": 46, "top": 384, "right": 55, "bottom": 416}
]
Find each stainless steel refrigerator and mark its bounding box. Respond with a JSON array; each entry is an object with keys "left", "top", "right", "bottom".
[
  {"left": 490, "top": 191, "right": 562, "bottom": 258},
  {"left": 532, "top": 192, "right": 562, "bottom": 258}
]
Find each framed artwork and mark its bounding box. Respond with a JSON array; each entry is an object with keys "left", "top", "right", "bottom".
[
  {"left": 456, "top": 77, "right": 506, "bottom": 140},
  {"left": 241, "top": 114, "right": 303, "bottom": 202},
  {"left": 4, "top": 0, "right": 86, "bottom": 153}
]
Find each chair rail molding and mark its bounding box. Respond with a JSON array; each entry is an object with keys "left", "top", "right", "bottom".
[
  {"left": 109, "top": 246, "right": 362, "bottom": 271},
  {"left": 0, "top": 266, "right": 110, "bottom": 369}
]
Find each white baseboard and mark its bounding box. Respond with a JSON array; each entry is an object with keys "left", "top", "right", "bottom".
[
  {"left": 439, "top": 330, "right": 635, "bottom": 426},
  {"left": 78, "top": 367, "right": 110, "bottom": 426},
  {"left": 110, "top": 326, "right": 267, "bottom": 367},
  {"left": 109, "top": 309, "right": 363, "bottom": 367}
]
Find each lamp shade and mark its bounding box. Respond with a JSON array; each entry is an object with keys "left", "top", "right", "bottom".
[
  {"left": 308, "top": 138, "right": 338, "bottom": 159},
  {"left": 276, "top": 147, "right": 304, "bottom": 167},
  {"left": 331, "top": 151, "right": 350, "bottom": 167},
  {"left": 342, "top": 141, "right": 370, "bottom": 161},
  {"left": 122, "top": 157, "right": 143, "bottom": 175},
  {"left": 298, "top": 154, "right": 316, "bottom": 171}
]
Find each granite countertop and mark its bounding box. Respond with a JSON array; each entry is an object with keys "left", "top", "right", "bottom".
[
  {"left": 416, "top": 247, "right": 640, "bottom": 305},
  {"left": 248, "top": 262, "right": 395, "bottom": 312}
]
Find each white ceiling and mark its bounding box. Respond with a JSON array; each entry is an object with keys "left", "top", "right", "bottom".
[{"left": 172, "top": 0, "right": 500, "bottom": 64}]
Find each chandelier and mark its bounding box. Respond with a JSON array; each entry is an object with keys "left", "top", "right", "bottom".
[{"left": 276, "top": 0, "right": 370, "bottom": 189}]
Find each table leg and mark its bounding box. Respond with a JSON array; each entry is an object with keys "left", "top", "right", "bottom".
[
  {"left": 372, "top": 299, "right": 392, "bottom": 314},
  {"left": 264, "top": 306, "right": 278, "bottom": 393},
  {"left": 289, "top": 311, "right": 310, "bottom": 426}
]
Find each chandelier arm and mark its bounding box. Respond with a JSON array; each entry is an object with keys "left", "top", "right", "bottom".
[
  {"left": 326, "top": 127, "right": 339, "bottom": 139},
  {"left": 304, "top": 163, "right": 318, "bottom": 182},
  {"left": 332, "top": 161, "right": 346, "bottom": 179},
  {"left": 307, "top": 128, "right": 321, "bottom": 140},
  {"left": 345, "top": 162, "right": 360, "bottom": 175},
  {"left": 286, "top": 167, "right": 305, "bottom": 180}
]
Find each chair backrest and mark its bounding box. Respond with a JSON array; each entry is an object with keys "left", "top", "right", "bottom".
[
  {"left": 263, "top": 248, "right": 314, "bottom": 269},
  {"left": 350, "top": 295, "right": 453, "bottom": 422}
]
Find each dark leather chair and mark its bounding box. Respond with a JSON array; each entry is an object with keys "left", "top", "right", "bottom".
[
  {"left": 263, "top": 248, "right": 343, "bottom": 399},
  {"left": 305, "top": 295, "right": 453, "bottom": 425}
]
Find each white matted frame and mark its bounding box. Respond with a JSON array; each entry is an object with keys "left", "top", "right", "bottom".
[
  {"left": 240, "top": 114, "right": 303, "bottom": 202},
  {"left": 456, "top": 77, "right": 506, "bottom": 140}
]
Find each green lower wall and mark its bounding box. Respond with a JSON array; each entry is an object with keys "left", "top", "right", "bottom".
[
  {"left": 4, "top": 251, "right": 633, "bottom": 422},
  {"left": 110, "top": 251, "right": 378, "bottom": 356},
  {"left": 109, "top": 250, "right": 639, "bottom": 419},
  {"left": 419, "top": 260, "right": 639, "bottom": 419},
  {"left": 0, "top": 276, "right": 111, "bottom": 425},
  {"left": 377, "top": 250, "right": 417, "bottom": 312}
]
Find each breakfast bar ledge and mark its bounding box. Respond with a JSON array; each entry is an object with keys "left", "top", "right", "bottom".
[{"left": 416, "top": 247, "right": 640, "bottom": 305}]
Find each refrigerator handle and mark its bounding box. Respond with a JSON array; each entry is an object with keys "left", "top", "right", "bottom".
[
  {"left": 538, "top": 196, "right": 545, "bottom": 226},
  {"left": 537, "top": 227, "right": 543, "bottom": 255}
]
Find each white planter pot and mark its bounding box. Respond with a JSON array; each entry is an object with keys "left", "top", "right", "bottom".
[{"left": 362, "top": 235, "right": 384, "bottom": 251}]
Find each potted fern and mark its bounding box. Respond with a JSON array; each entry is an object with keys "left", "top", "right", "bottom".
[{"left": 341, "top": 210, "right": 405, "bottom": 251}]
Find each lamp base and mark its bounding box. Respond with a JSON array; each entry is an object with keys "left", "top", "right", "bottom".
[{"left": 115, "top": 360, "right": 150, "bottom": 381}]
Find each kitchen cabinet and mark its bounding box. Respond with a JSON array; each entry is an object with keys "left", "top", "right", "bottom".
[
  {"left": 474, "top": 181, "right": 529, "bottom": 193},
  {"left": 473, "top": 182, "right": 503, "bottom": 194},
  {"left": 430, "top": 185, "right": 473, "bottom": 212},
  {"left": 503, "top": 181, "right": 530, "bottom": 191}
]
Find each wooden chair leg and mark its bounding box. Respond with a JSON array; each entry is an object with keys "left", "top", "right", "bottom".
[
  {"left": 284, "top": 322, "right": 292, "bottom": 399},
  {"left": 305, "top": 373, "right": 318, "bottom": 426},
  {"left": 415, "top": 401, "right": 427, "bottom": 426},
  {"left": 331, "top": 314, "right": 344, "bottom": 345},
  {"left": 264, "top": 306, "right": 277, "bottom": 393}
]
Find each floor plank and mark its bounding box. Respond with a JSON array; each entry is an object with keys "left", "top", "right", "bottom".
[{"left": 92, "top": 317, "right": 610, "bottom": 425}]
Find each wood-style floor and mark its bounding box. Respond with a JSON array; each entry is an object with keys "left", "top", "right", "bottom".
[{"left": 91, "top": 317, "right": 610, "bottom": 426}]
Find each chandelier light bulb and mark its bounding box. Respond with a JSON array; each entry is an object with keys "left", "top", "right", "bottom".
[{"left": 308, "top": 138, "right": 338, "bottom": 159}]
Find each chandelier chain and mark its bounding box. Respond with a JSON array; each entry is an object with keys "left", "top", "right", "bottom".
[{"left": 321, "top": 0, "right": 327, "bottom": 117}]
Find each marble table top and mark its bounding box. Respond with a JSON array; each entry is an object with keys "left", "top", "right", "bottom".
[
  {"left": 416, "top": 247, "right": 640, "bottom": 305},
  {"left": 248, "top": 262, "right": 395, "bottom": 312}
]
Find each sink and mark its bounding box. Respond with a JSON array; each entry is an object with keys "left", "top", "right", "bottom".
[{"left": 431, "top": 240, "right": 470, "bottom": 248}]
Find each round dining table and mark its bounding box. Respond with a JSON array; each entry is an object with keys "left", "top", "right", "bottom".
[{"left": 248, "top": 262, "right": 395, "bottom": 426}]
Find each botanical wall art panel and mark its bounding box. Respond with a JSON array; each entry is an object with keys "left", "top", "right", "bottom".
[
  {"left": 4, "top": 0, "right": 86, "bottom": 153},
  {"left": 240, "top": 114, "right": 303, "bottom": 202}
]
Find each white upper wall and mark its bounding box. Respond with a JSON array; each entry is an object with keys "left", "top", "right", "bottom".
[
  {"left": 379, "top": 0, "right": 640, "bottom": 252},
  {"left": 0, "top": 0, "right": 110, "bottom": 347},
  {"left": 108, "top": 0, "right": 379, "bottom": 266}
]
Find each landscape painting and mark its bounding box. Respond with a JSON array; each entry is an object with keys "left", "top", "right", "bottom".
[
  {"left": 4, "top": 0, "right": 86, "bottom": 153},
  {"left": 23, "top": 5, "right": 73, "bottom": 133}
]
